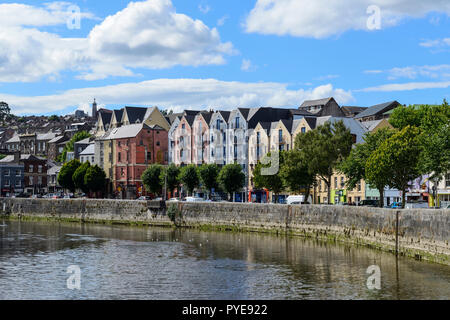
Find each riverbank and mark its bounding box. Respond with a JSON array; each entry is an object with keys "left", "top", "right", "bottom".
[{"left": 1, "top": 198, "right": 449, "bottom": 266}]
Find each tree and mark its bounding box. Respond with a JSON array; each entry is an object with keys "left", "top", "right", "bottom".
[
  {"left": 72, "top": 162, "right": 90, "bottom": 193},
  {"left": 198, "top": 164, "right": 220, "bottom": 199},
  {"left": 217, "top": 164, "right": 245, "bottom": 201},
  {"left": 58, "top": 131, "right": 91, "bottom": 162},
  {"left": 57, "top": 159, "right": 81, "bottom": 192},
  {"left": 366, "top": 126, "right": 421, "bottom": 208},
  {"left": 178, "top": 164, "right": 199, "bottom": 196},
  {"left": 48, "top": 115, "right": 59, "bottom": 122},
  {"left": 339, "top": 128, "right": 395, "bottom": 207},
  {"left": 160, "top": 164, "right": 180, "bottom": 197},
  {"left": 294, "top": 121, "right": 353, "bottom": 204},
  {"left": 0, "top": 102, "right": 11, "bottom": 122},
  {"left": 142, "top": 164, "right": 164, "bottom": 196},
  {"left": 280, "top": 150, "right": 315, "bottom": 202},
  {"left": 253, "top": 151, "right": 285, "bottom": 203},
  {"left": 84, "top": 165, "right": 106, "bottom": 194}
]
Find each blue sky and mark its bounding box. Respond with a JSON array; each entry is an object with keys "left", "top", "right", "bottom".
[{"left": 0, "top": 0, "right": 449, "bottom": 115}]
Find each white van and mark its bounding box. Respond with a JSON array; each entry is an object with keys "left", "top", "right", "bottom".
[
  {"left": 286, "top": 195, "right": 305, "bottom": 205},
  {"left": 184, "top": 197, "right": 205, "bottom": 202}
]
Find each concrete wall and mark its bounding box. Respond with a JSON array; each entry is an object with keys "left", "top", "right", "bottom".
[{"left": 1, "top": 198, "right": 448, "bottom": 265}]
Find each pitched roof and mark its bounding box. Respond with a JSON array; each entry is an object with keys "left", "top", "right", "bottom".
[
  {"left": 100, "top": 112, "right": 113, "bottom": 127},
  {"left": 167, "top": 112, "right": 183, "bottom": 124},
  {"left": 79, "top": 144, "right": 95, "bottom": 156},
  {"left": 199, "top": 111, "right": 214, "bottom": 124},
  {"left": 300, "top": 97, "right": 333, "bottom": 108},
  {"left": 218, "top": 110, "right": 231, "bottom": 122},
  {"left": 48, "top": 135, "right": 67, "bottom": 144},
  {"left": 6, "top": 134, "right": 20, "bottom": 143},
  {"left": 37, "top": 132, "right": 57, "bottom": 141},
  {"left": 74, "top": 137, "right": 91, "bottom": 145},
  {"left": 124, "top": 106, "right": 148, "bottom": 124},
  {"left": 354, "top": 101, "right": 400, "bottom": 119},
  {"left": 238, "top": 108, "right": 250, "bottom": 120},
  {"left": 341, "top": 106, "right": 367, "bottom": 117},
  {"left": 113, "top": 109, "right": 124, "bottom": 123},
  {"left": 108, "top": 123, "right": 149, "bottom": 140},
  {"left": 361, "top": 119, "right": 384, "bottom": 132},
  {"left": 304, "top": 117, "right": 317, "bottom": 130}
]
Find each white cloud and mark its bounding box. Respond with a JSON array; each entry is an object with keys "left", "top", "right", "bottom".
[
  {"left": 314, "top": 74, "right": 340, "bottom": 81},
  {"left": 0, "top": 2, "right": 97, "bottom": 27},
  {"left": 359, "top": 81, "right": 450, "bottom": 92},
  {"left": 364, "top": 64, "right": 450, "bottom": 80},
  {"left": 245, "top": 0, "right": 450, "bottom": 38},
  {"left": 0, "top": 0, "right": 234, "bottom": 82},
  {"left": 217, "top": 15, "right": 229, "bottom": 26},
  {"left": 198, "top": 4, "right": 211, "bottom": 14},
  {"left": 1, "top": 79, "right": 354, "bottom": 115},
  {"left": 419, "top": 38, "right": 450, "bottom": 48},
  {"left": 241, "top": 59, "right": 256, "bottom": 72}
]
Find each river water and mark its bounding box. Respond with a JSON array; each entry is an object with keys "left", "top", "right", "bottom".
[{"left": 0, "top": 220, "right": 449, "bottom": 300}]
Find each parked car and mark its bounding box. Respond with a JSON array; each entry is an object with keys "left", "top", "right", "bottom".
[
  {"left": 405, "top": 201, "right": 429, "bottom": 209},
  {"left": 358, "top": 200, "right": 379, "bottom": 207},
  {"left": 137, "top": 196, "right": 151, "bottom": 201},
  {"left": 31, "top": 194, "right": 43, "bottom": 199},
  {"left": 167, "top": 198, "right": 179, "bottom": 202},
  {"left": 286, "top": 195, "right": 305, "bottom": 205},
  {"left": 390, "top": 202, "right": 403, "bottom": 209},
  {"left": 184, "top": 197, "right": 205, "bottom": 202},
  {"left": 64, "top": 194, "right": 74, "bottom": 199}
]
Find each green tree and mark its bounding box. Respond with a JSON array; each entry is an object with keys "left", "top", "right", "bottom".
[
  {"left": 58, "top": 131, "right": 91, "bottom": 163},
  {"left": 366, "top": 126, "right": 421, "bottom": 208},
  {"left": 198, "top": 164, "right": 220, "bottom": 199},
  {"left": 294, "top": 121, "right": 353, "bottom": 204},
  {"left": 72, "top": 161, "right": 90, "bottom": 193},
  {"left": 178, "top": 164, "right": 199, "bottom": 196},
  {"left": 253, "top": 151, "right": 285, "bottom": 203},
  {"left": 217, "top": 164, "right": 245, "bottom": 201},
  {"left": 0, "top": 102, "right": 11, "bottom": 122},
  {"left": 160, "top": 164, "right": 180, "bottom": 197},
  {"left": 84, "top": 165, "right": 106, "bottom": 194},
  {"left": 57, "top": 159, "right": 81, "bottom": 192},
  {"left": 142, "top": 164, "right": 164, "bottom": 196},
  {"left": 339, "top": 128, "right": 395, "bottom": 207},
  {"left": 280, "top": 150, "right": 315, "bottom": 202},
  {"left": 48, "top": 115, "right": 59, "bottom": 122}
]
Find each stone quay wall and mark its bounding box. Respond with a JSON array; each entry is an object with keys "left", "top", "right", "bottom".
[{"left": 1, "top": 198, "right": 448, "bottom": 265}]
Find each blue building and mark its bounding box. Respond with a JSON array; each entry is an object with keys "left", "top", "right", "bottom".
[{"left": 0, "top": 159, "right": 25, "bottom": 197}]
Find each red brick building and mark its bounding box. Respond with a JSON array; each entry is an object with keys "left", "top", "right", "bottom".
[{"left": 109, "top": 123, "right": 168, "bottom": 199}]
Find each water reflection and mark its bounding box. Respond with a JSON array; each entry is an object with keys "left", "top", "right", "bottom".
[{"left": 0, "top": 220, "right": 449, "bottom": 300}]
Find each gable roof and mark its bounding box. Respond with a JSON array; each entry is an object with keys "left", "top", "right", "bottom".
[
  {"left": 355, "top": 101, "right": 400, "bottom": 119},
  {"left": 218, "top": 110, "right": 231, "bottom": 122},
  {"left": 300, "top": 97, "right": 334, "bottom": 108},
  {"left": 341, "top": 106, "right": 368, "bottom": 117},
  {"left": 238, "top": 108, "right": 250, "bottom": 120},
  {"left": 100, "top": 112, "right": 113, "bottom": 127},
  {"left": 79, "top": 144, "right": 95, "bottom": 156},
  {"left": 112, "top": 109, "right": 124, "bottom": 123},
  {"left": 108, "top": 123, "right": 150, "bottom": 140},
  {"left": 123, "top": 106, "right": 148, "bottom": 124},
  {"left": 199, "top": 111, "right": 214, "bottom": 124}
]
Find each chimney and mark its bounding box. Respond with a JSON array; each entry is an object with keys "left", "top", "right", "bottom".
[{"left": 13, "top": 151, "right": 20, "bottom": 163}]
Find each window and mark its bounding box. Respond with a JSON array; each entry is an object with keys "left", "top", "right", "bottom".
[
  {"left": 147, "top": 151, "right": 152, "bottom": 161},
  {"left": 38, "top": 176, "right": 42, "bottom": 185},
  {"left": 257, "top": 132, "right": 260, "bottom": 144},
  {"left": 211, "top": 150, "right": 214, "bottom": 157},
  {"left": 91, "top": 156, "right": 94, "bottom": 163},
  {"left": 351, "top": 134, "right": 357, "bottom": 144},
  {"left": 182, "top": 124, "right": 185, "bottom": 130},
  {"left": 357, "top": 181, "right": 362, "bottom": 191},
  {"left": 340, "top": 177, "right": 345, "bottom": 188},
  {"left": 15, "top": 170, "right": 20, "bottom": 177},
  {"left": 118, "top": 153, "right": 121, "bottom": 162},
  {"left": 279, "top": 129, "right": 283, "bottom": 143},
  {"left": 5, "top": 180, "right": 10, "bottom": 187},
  {"left": 15, "top": 180, "right": 21, "bottom": 187},
  {"left": 5, "top": 169, "right": 10, "bottom": 177},
  {"left": 334, "top": 177, "right": 338, "bottom": 189},
  {"left": 121, "top": 168, "right": 125, "bottom": 176},
  {"left": 216, "top": 119, "right": 220, "bottom": 130},
  {"left": 156, "top": 141, "right": 160, "bottom": 146},
  {"left": 29, "top": 165, "right": 34, "bottom": 173},
  {"left": 235, "top": 117, "right": 240, "bottom": 129},
  {"left": 301, "top": 127, "right": 306, "bottom": 133},
  {"left": 38, "top": 165, "right": 43, "bottom": 173},
  {"left": 180, "top": 150, "right": 183, "bottom": 159},
  {"left": 223, "top": 132, "right": 226, "bottom": 144},
  {"left": 446, "top": 174, "right": 450, "bottom": 188},
  {"left": 118, "top": 141, "right": 121, "bottom": 147}
]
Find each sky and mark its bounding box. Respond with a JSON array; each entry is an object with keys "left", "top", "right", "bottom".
[{"left": 0, "top": 0, "right": 449, "bottom": 116}]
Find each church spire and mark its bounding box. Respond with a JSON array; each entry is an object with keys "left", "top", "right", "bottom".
[{"left": 92, "top": 98, "right": 98, "bottom": 119}]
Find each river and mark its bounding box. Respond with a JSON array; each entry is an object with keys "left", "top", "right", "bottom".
[{"left": 0, "top": 220, "right": 449, "bottom": 300}]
